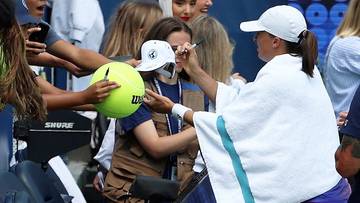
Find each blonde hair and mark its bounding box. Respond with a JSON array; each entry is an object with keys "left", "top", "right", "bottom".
[
  {"left": 102, "top": 0, "right": 163, "bottom": 57},
  {"left": 190, "top": 15, "right": 234, "bottom": 83},
  {"left": 336, "top": 0, "right": 360, "bottom": 37}
]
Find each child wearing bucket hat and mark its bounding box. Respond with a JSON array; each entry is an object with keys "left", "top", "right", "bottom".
[{"left": 145, "top": 5, "right": 351, "bottom": 203}]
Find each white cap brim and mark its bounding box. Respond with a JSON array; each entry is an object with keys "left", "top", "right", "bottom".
[
  {"left": 136, "top": 62, "right": 165, "bottom": 72},
  {"left": 240, "top": 20, "right": 266, "bottom": 32}
]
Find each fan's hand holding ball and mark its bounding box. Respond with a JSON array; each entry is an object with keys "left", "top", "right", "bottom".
[
  {"left": 83, "top": 80, "right": 120, "bottom": 104},
  {"left": 90, "top": 62, "right": 145, "bottom": 118}
]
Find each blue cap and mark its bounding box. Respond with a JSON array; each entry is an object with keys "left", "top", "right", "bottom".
[
  {"left": 340, "top": 85, "right": 360, "bottom": 139},
  {"left": 15, "top": 0, "right": 40, "bottom": 25}
]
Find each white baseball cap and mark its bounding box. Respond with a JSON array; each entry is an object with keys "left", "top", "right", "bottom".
[
  {"left": 240, "top": 5, "right": 307, "bottom": 43},
  {"left": 136, "top": 40, "right": 176, "bottom": 78}
]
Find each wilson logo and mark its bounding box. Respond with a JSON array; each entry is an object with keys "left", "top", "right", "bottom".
[
  {"left": 131, "top": 95, "right": 144, "bottom": 104},
  {"left": 44, "top": 122, "right": 75, "bottom": 129}
]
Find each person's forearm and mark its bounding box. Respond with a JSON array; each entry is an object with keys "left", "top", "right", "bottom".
[
  {"left": 75, "top": 48, "right": 112, "bottom": 70},
  {"left": 48, "top": 40, "right": 111, "bottom": 70},
  {"left": 43, "top": 92, "right": 87, "bottom": 110},
  {"left": 28, "top": 52, "right": 92, "bottom": 77},
  {"left": 72, "top": 104, "right": 96, "bottom": 111},
  {"left": 188, "top": 67, "right": 218, "bottom": 102},
  {"left": 36, "top": 76, "right": 67, "bottom": 95},
  {"left": 52, "top": 55, "right": 74, "bottom": 68},
  {"left": 183, "top": 111, "right": 195, "bottom": 127},
  {"left": 27, "top": 52, "right": 62, "bottom": 67},
  {"left": 150, "top": 127, "right": 197, "bottom": 159},
  {"left": 28, "top": 52, "right": 78, "bottom": 72}
]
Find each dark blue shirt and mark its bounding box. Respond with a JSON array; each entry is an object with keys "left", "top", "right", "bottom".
[
  {"left": 340, "top": 85, "right": 360, "bottom": 139},
  {"left": 121, "top": 79, "right": 180, "bottom": 134},
  {"left": 121, "top": 104, "right": 152, "bottom": 133},
  {"left": 340, "top": 85, "right": 360, "bottom": 202}
]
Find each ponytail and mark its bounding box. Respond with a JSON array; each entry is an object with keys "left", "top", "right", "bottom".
[{"left": 286, "top": 30, "right": 318, "bottom": 77}]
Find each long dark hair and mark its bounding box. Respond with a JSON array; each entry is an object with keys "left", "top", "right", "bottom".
[
  {"left": 137, "top": 17, "right": 192, "bottom": 59},
  {"left": 0, "top": 0, "right": 46, "bottom": 120},
  {"left": 286, "top": 30, "right": 318, "bottom": 77}
]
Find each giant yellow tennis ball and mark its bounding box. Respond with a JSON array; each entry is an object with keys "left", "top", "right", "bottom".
[{"left": 90, "top": 62, "right": 144, "bottom": 118}]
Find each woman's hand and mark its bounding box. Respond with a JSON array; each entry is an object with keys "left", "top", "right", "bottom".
[
  {"left": 92, "top": 172, "right": 104, "bottom": 192},
  {"left": 125, "top": 58, "right": 141, "bottom": 67},
  {"left": 26, "top": 40, "right": 47, "bottom": 55},
  {"left": 25, "top": 27, "right": 46, "bottom": 55},
  {"left": 144, "top": 89, "right": 174, "bottom": 114},
  {"left": 175, "top": 42, "right": 218, "bottom": 102},
  {"left": 81, "top": 80, "right": 120, "bottom": 104},
  {"left": 175, "top": 42, "right": 202, "bottom": 76},
  {"left": 63, "top": 60, "right": 93, "bottom": 77}
]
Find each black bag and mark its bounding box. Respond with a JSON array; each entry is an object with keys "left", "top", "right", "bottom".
[{"left": 129, "top": 175, "right": 180, "bottom": 201}]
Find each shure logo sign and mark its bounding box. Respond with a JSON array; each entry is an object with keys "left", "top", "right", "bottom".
[{"left": 44, "top": 122, "right": 75, "bottom": 129}]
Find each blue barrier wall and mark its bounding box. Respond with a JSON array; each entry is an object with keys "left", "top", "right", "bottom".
[{"left": 288, "top": 0, "right": 349, "bottom": 71}]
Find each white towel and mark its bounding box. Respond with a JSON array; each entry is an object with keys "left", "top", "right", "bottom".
[{"left": 194, "top": 54, "right": 341, "bottom": 203}]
